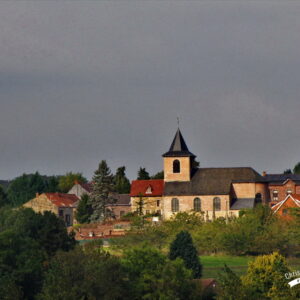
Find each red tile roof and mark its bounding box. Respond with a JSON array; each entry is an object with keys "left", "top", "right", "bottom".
[
  {"left": 44, "top": 193, "right": 79, "bottom": 207},
  {"left": 130, "top": 179, "right": 164, "bottom": 197}
]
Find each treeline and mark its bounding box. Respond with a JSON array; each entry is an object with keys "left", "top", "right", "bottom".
[
  {"left": 113, "top": 205, "right": 300, "bottom": 257},
  {"left": 0, "top": 163, "right": 163, "bottom": 208}
]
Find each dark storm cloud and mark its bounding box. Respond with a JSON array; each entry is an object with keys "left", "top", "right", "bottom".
[{"left": 0, "top": 1, "right": 300, "bottom": 180}]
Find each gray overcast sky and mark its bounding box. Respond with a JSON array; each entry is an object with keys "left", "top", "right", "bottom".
[{"left": 0, "top": 1, "right": 300, "bottom": 181}]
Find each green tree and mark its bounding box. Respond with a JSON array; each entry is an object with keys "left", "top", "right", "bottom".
[
  {"left": 169, "top": 230, "right": 202, "bottom": 278},
  {"left": 284, "top": 169, "right": 292, "bottom": 174},
  {"left": 151, "top": 171, "right": 164, "bottom": 179},
  {"left": 45, "top": 175, "right": 60, "bottom": 192},
  {"left": 39, "top": 247, "right": 128, "bottom": 300},
  {"left": 58, "top": 172, "right": 87, "bottom": 193},
  {"left": 242, "top": 252, "right": 300, "bottom": 300},
  {"left": 0, "top": 230, "right": 46, "bottom": 299},
  {"left": 7, "top": 172, "right": 47, "bottom": 206},
  {"left": 122, "top": 246, "right": 199, "bottom": 300},
  {"left": 0, "top": 185, "right": 8, "bottom": 207},
  {"left": 137, "top": 167, "right": 150, "bottom": 180},
  {"left": 6, "top": 173, "right": 60, "bottom": 206},
  {"left": 114, "top": 166, "right": 131, "bottom": 194},
  {"left": 293, "top": 162, "right": 300, "bottom": 174},
  {"left": 217, "top": 264, "right": 252, "bottom": 300},
  {"left": 75, "top": 194, "right": 92, "bottom": 223},
  {"left": 90, "top": 160, "right": 116, "bottom": 222},
  {"left": 0, "top": 207, "right": 76, "bottom": 299}
]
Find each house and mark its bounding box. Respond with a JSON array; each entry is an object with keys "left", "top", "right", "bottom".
[
  {"left": 68, "top": 181, "right": 93, "bottom": 199},
  {"left": 271, "top": 194, "right": 300, "bottom": 219},
  {"left": 130, "top": 179, "right": 164, "bottom": 215},
  {"left": 106, "top": 193, "right": 131, "bottom": 218},
  {"left": 130, "top": 128, "right": 269, "bottom": 220},
  {"left": 68, "top": 182, "right": 131, "bottom": 219},
  {"left": 263, "top": 174, "right": 300, "bottom": 203},
  {"left": 23, "top": 193, "right": 79, "bottom": 226}
]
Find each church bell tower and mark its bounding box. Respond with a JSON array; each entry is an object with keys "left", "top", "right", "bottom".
[{"left": 162, "top": 129, "right": 196, "bottom": 182}]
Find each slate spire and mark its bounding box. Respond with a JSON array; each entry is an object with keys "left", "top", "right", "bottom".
[{"left": 162, "top": 129, "right": 196, "bottom": 157}]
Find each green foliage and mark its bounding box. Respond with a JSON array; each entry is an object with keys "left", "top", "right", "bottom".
[
  {"left": 122, "top": 246, "right": 200, "bottom": 300},
  {"left": 114, "top": 166, "right": 131, "bottom": 194},
  {"left": 0, "top": 185, "right": 8, "bottom": 207},
  {"left": 242, "top": 252, "right": 300, "bottom": 300},
  {"left": 90, "top": 160, "right": 116, "bottom": 222},
  {"left": 58, "top": 172, "right": 87, "bottom": 193},
  {"left": 39, "top": 247, "right": 127, "bottom": 300},
  {"left": 75, "top": 194, "right": 93, "bottom": 224},
  {"left": 218, "top": 253, "right": 300, "bottom": 300},
  {"left": 0, "top": 207, "right": 76, "bottom": 299},
  {"left": 137, "top": 167, "right": 150, "bottom": 180},
  {"left": 293, "top": 162, "right": 300, "bottom": 174},
  {"left": 6, "top": 172, "right": 60, "bottom": 206},
  {"left": 217, "top": 264, "right": 253, "bottom": 300},
  {"left": 284, "top": 169, "right": 292, "bottom": 174},
  {"left": 169, "top": 231, "right": 202, "bottom": 278},
  {"left": 151, "top": 171, "right": 164, "bottom": 179}
]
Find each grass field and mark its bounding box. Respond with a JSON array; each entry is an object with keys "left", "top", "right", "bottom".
[
  {"left": 201, "top": 255, "right": 300, "bottom": 278},
  {"left": 201, "top": 255, "right": 252, "bottom": 278}
]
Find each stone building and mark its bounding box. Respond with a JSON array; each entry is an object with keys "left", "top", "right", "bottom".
[
  {"left": 23, "top": 193, "right": 79, "bottom": 226},
  {"left": 130, "top": 179, "right": 164, "bottom": 215},
  {"left": 130, "top": 128, "right": 269, "bottom": 220},
  {"left": 68, "top": 182, "right": 131, "bottom": 220}
]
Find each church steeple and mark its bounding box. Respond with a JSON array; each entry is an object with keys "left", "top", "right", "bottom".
[
  {"left": 163, "top": 129, "right": 196, "bottom": 182},
  {"left": 162, "top": 129, "right": 195, "bottom": 158}
]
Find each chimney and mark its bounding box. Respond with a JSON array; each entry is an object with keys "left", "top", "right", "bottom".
[
  {"left": 36, "top": 193, "right": 39, "bottom": 198},
  {"left": 262, "top": 171, "right": 267, "bottom": 177},
  {"left": 74, "top": 179, "right": 79, "bottom": 185}
]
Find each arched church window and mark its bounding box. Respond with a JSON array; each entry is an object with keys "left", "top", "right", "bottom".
[
  {"left": 173, "top": 160, "right": 180, "bottom": 173},
  {"left": 194, "top": 198, "right": 201, "bottom": 211},
  {"left": 171, "top": 198, "right": 179, "bottom": 212},
  {"left": 213, "top": 197, "right": 221, "bottom": 211}
]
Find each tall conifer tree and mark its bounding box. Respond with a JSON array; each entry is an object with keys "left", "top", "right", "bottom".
[
  {"left": 169, "top": 230, "right": 202, "bottom": 278},
  {"left": 114, "top": 166, "right": 131, "bottom": 194},
  {"left": 90, "top": 160, "right": 116, "bottom": 222}
]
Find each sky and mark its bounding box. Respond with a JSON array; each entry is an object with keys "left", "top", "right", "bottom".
[{"left": 1, "top": 1, "right": 300, "bottom": 181}]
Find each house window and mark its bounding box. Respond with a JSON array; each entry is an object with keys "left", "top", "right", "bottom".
[
  {"left": 272, "top": 190, "right": 278, "bottom": 201},
  {"left": 286, "top": 190, "right": 292, "bottom": 195},
  {"left": 194, "top": 198, "right": 201, "bottom": 212},
  {"left": 146, "top": 210, "right": 150, "bottom": 215},
  {"left": 65, "top": 214, "right": 71, "bottom": 226},
  {"left": 213, "top": 197, "right": 221, "bottom": 211},
  {"left": 173, "top": 160, "right": 180, "bottom": 173},
  {"left": 255, "top": 193, "right": 262, "bottom": 202},
  {"left": 171, "top": 198, "right": 179, "bottom": 212},
  {"left": 157, "top": 200, "right": 160, "bottom": 207},
  {"left": 157, "top": 210, "right": 161, "bottom": 216},
  {"left": 59, "top": 209, "right": 64, "bottom": 218}
]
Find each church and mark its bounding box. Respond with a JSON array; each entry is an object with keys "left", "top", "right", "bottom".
[{"left": 130, "top": 128, "right": 269, "bottom": 220}]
